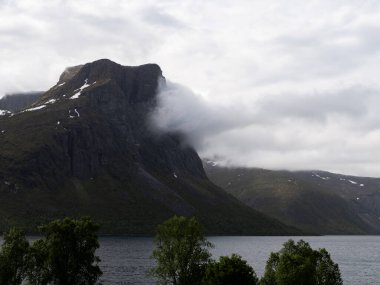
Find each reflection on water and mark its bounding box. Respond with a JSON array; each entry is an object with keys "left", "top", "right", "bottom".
[{"left": 98, "top": 235, "right": 380, "bottom": 285}]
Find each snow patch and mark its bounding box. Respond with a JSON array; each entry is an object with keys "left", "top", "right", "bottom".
[
  {"left": 70, "top": 79, "right": 93, "bottom": 100},
  {"left": 70, "top": 91, "right": 81, "bottom": 100},
  {"left": 68, "top": 109, "right": 80, "bottom": 119},
  {"left": 341, "top": 177, "right": 363, "bottom": 187},
  {"left": 57, "top": 121, "right": 60, "bottom": 125},
  {"left": 0, "top": 110, "right": 11, "bottom": 116},
  {"left": 46, "top": 99, "right": 57, "bottom": 104},
  {"left": 58, "top": 82, "right": 65, "bottom": 87},
  {"left": 356, "top": 197, "right": 360, "bottom": 200},
  {"left": 173, "top": 173, "right": 178, "bottom": 178},
  {"left": 23, "top": 105, "right": 46, "bottom": 112},
  {"left": 313, "top": 172, "right": 330, "bottom": 180}
]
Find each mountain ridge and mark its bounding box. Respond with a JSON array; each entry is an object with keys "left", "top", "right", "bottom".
[
  {"left": 0, "top": 92, "right": 44, "bottom": 112},
  {"left": 204, "top": 160, "right": 380, "bottom": 234}
]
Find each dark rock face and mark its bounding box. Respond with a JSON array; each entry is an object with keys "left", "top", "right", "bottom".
[
  {"left": 33, "top": 59, "right": 203, "bottom": 181},
  {"left": 0, "top": 59, "right": 298, "bottom": 235},
  {"left": 0, "top": 92, "right": 43, "bottom": 112}
]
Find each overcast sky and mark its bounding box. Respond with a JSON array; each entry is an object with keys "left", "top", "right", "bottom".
[{"left": 2, "top": 0, "right": 380, "bottom": 176}]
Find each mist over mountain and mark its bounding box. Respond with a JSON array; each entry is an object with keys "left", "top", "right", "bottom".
[
  {"left": 150, "top": 80, "right": 253, "bottom": 148},
  {"left": 152, "top": 83, "right": 380, "bottom": 177}
]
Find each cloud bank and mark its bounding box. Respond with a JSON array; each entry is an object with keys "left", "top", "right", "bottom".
[
  {"left": 2, "top": 0, "right": 380, "bottom": 176},
  {"left": 153, "top": 81, "right": 380, "bottom": 177}
]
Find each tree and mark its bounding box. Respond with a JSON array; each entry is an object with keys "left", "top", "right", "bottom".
[
  {"left": 0, "top": 217, "right": 102, "bottom": 285},
  {"left": 315, "top": 248, "right": 342, "bottom": 285},
  {"left": 150, "top": 215, "right": 213, "bottom": 285},
  {"left": 36, "top": 217, "right": 102, "bottom": 285},
  {"left": 260, "top": 239, "right": 342, "bottom": 285},
  {"left": 0, "top": 228, "right": 29, "bottom": 285},
  {"left": 202, "top": 254, "right": 259, "bottom": 285},
  {"left": 25, "top": 239, "right": 50, "bottom": 285}
]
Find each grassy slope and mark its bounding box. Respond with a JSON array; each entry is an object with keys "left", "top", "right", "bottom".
[{"left": 205, "top": 165, "right": 377, "bottom": 234}]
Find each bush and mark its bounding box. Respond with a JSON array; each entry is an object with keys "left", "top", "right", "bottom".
[
  {"left": 150, "top": 215, "right": 213, "bottom": 285},
  {"left": 260, "top": 239, "right": 342, "bottom": 285},
  {"left": 203, "top": 253, "right": 259, "bottom": 285}
]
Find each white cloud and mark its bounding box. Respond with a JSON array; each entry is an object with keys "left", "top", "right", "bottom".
[{"left": 2, "top": 0, "right": 380, "bottom": 176}]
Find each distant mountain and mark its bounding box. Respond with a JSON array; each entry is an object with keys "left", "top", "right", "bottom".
[
  {"left": 204, "top": 161, "right": 380, "bottom": 234},
  {"left": 0, "top": 59, "right": 300, "bottom": 235},
  {"left": 0, "top": 92, "right": 43, "bottom": 112}
]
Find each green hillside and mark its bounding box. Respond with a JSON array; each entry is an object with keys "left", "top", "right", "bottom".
[{"left": 204, "top": 161, "right": 380, "bottom": 234}]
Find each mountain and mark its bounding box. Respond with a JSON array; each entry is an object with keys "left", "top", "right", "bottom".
[
  {"left": 204, "top": 161, "right": 380, "bottom": 234},
  {"left": 0, "top": 59, "right": 300, "bottom": 235},
  {"left": 0, "top": 92, "right": 43, "bottom": 112}
]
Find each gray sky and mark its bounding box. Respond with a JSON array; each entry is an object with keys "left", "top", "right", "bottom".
[{"left": 2, "top": 0, "right": 380, "bottom": 176}]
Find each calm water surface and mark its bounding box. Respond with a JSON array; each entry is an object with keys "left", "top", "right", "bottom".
[{"left": 97, "top": 235, "right": 380, "bottom": 285}]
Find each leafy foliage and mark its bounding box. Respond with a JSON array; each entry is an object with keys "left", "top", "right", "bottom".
[
  {"left": 315, "top": 248, "right": 343, "bottom": 285},
  {"left": 25, "top": 239, "right": 50, "bottom": 285},
  {"left": 150, "top": 215, "right": 213, "bottom": 285},
  {"left": 202, "top": 253, "right": 259, "bottom": 285},
  {"left": 260, "top": 239, "right": 342, "bottom": 285},
  {"left": 38, "top": 217, "right": 102, "bottom": 285},
  {"left": 0, "top": 228, "right": 29, "bottom": 285},
  {"left": 0, "top": 217, "right": 102, "bottom": 285}
]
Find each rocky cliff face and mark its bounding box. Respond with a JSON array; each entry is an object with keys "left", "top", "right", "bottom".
[{"left": 0, "top": 59, "right": 299, "bottom": 235}]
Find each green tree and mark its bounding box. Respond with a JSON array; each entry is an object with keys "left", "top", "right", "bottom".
[
  {"left": 34, "top": 217, "right": 102, "bottom": 285},
  {"left": 0, "top": 228, "right": 30, "bottom": 285},
  {"left": 150, "top": 215, "right": 213, "bottom": 285},
  {"left": 202, "top": 253, "right": 259, "bottom": 285},
  {"left": 260, "top": 239, "right": 342, "bottom": 285},
  {"left": 315, "top": 248, "right": 342, "bottom": 285}
]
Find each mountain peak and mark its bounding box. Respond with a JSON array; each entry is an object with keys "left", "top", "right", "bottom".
[
  {"left": 71, "top": 59, "right": 162, "bottom": 87},
  {"left": 58, "top": 65, "right": 83, "bottom": 84},
  {"left": 79, "top": 59, "right": 163, "bottom": 103},
  {"left": 40, "top": 59, "right": 164, "bottom": 107},
  {"left": 0, "top": 59, "right": 298, "bottom": 235}
]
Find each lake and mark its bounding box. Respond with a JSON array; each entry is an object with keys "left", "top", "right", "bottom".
[{"left": 97, "top": 235, "right": 380, "bottom": 284}]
